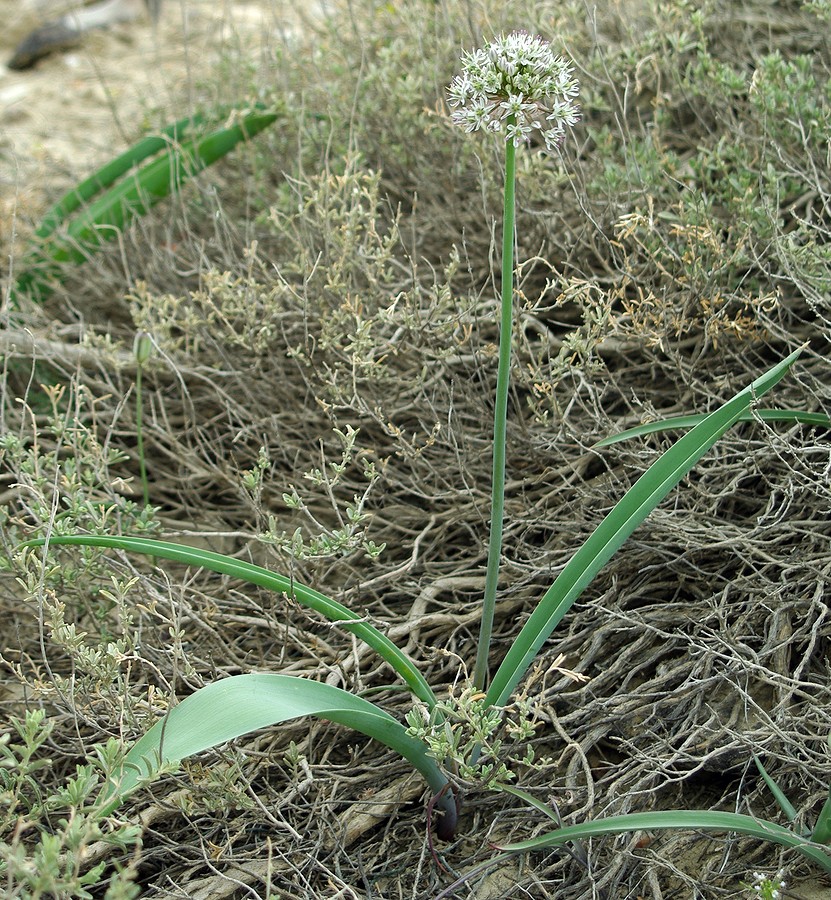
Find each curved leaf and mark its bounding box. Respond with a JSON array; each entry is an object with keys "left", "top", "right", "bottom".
[
  {"left": 61, "top": 109, "right": 279, "bottom": 263},
  {"left": 101, "top": 673, "right": 456, "bottom": 836},
  {"left": 496, "top": 809, "right": 831, "bottom": 873},
  {"left": 486, "top": 348, "right": 804, "bottom": 708},
  {"left": 15, "top": 106, "right": 280, "bottom": 301},
  {"left": 595, "top": 408, "right": 831, "bottom": 448},
  {"left": 754, "top": 755, "right": 798, "bottom": 823},
  {"left": 811, "top": 789, "right": 831, "bottom": 844},
  {"left": 26, "top": 534, "right": 436, "bottom": 707},
  {"left": 33, "top": 111, "right": 207, "bottom": 241}
]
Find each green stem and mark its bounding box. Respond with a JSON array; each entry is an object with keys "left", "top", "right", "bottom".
[
  {"left": 135, "top": 364, "right": 150, "bottom": 508},
  {"left": 474, "top": 132, "right": 517, "bottom": 691}
]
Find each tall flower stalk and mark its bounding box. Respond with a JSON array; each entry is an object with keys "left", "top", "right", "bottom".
[
  {"left": 448, "top": 33, "right": 580, "bottom": 690},
  {"left": 133, "top": 331, "right": 153, "bottom": 509}
]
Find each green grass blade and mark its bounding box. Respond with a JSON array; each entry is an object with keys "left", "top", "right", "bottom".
[
  {"left": 34, "top": 111, "right": 206, "bottom": 241},
  {"left": 100, "top": 673, "right": 456, "bottom": 835},
  {"left": 26, "top": 535, "right": 436, "bottom": 707},
  {"left": 754, "top": 755, "right": 798, "bottom": 823},
  {"left": 485, "top": 348, "right": 803, "bottom": 708},
  {"left": 15, "top": 107, "right": 279, "bottom": 300},
  {"left": 594, "top": 409, "right": 831, "bottom": 448},
  {"left": 496, "top": 810, "right": 831, "bottom": 873},
  {"left": 498, "top": 784, "right": 562, "bottom": 823},
  {"left": 811, "top": 789, "right": 831, "bottom": 844},
  {"left": 60, "top": 110, "right": 279, "bottom": 261}
]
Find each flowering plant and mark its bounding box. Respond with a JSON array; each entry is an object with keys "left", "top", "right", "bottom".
[
  {"left": 741, "top": 870, "right": 787, "bottom": 899},
  {"left": 447, "top": 31, "right": 580, "bottom": 148},
  {"left": 26, "top": 31, "right": 831, "bottom": 890},
  {"left": 448, "top": 33, "right": 582, "bottom": 690}
]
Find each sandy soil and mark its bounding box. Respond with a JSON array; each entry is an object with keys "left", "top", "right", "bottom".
[{"left": 0, "top": 0, "right": 323, "bottom": 244}]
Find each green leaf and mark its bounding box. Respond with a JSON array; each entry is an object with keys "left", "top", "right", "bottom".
[
  {"left": 754, "top": 755, "right": 798, "bottom": 823},
  {"left": 61, "top": 110, "right": 278, "bottom": 261},
  {"left": 101, "top": 673, "right": 456, "bottom": 834},
  {"left": 486, "top": 348, "right": 804, "bottom": 708},
  {"left": 15, "top": 105, "right": 280, "bottom": 301},
  {"left": 25, "top": 535, "right": 436, "bottom": 707},
  {"left": 811, "top": 788, "right": 831, "bottom": 844},
  {"left": 33, "top": 111, "right": 207, "bottom": 242},
  {"left": 498, "top": 784, "right": 562, "bottom": 823},
  {"left": 496, "top": 810, "right": 831, "bottom": 874},
  {"left": 594, "top": 408, "right": 830, "bottom": 448}
]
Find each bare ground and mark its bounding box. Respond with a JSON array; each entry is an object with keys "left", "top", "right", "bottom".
[{"left": 0, "top": 0, "right": 325, "bottom": 234}]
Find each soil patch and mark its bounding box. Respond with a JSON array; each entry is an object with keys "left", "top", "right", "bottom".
[{"left": 0, "top": 0, "right": 323, "bottom": 235}]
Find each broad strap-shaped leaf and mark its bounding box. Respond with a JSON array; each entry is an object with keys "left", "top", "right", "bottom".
[
  {"left": 33, "top": 111, "right": 207, "bottom": 242},
  {"left": 496, "top": 810, "right": 831, "bottom": 873},
  {"left": 58, "top": 109, "right": 278, "bottom": 263},
  {"left": 486, "top": 348, "right": 804, "bottom": 708},
  {"left": 594, "top": 408, "right": 831, "bottom": 448},
  {"left": 27, "top": 535, "right": 436, "bottom": 707},
  {"left": 101, "top": 673, "right": 456, "bottom": 838},
  {"left": 812, "top": 789, "right": 831, "bottom": 845},
  {"left": 15, "top": 106, "right": 281, "bottom": 301}
]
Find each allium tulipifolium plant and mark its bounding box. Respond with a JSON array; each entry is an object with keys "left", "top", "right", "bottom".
[
  {"left": 446, "top": 32, "right": 581, "bottom": 692},
  {"left": 28, "top": 32, "right": 831, "bottom": 877}
]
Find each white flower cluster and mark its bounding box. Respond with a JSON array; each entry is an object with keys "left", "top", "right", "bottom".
[
  {"left": 748, "top": 870, "right": 786, "bottom": 900},
  {"left": 448, "top": 31, "right": 580, "bottom": 149}
]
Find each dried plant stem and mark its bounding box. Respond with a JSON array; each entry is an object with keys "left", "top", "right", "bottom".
[{"left": 474, "top": 128, "right": 516, "bottom": 692}]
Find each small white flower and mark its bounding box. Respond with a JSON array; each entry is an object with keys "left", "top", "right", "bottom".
[
  {"left": 547, "top": 99, "right": 581, "bottom": 129},
  {"left": 448, "top": 74, "right": 473, "bottom": 107},
  {"left": 448, "top": 31, "right": 580, "bottom": 148},
  {"left": 499, "top": 94, "right": 526, "bottom": 119},
  {"left": 505, "top": 120, "right": 532, "bottom": 146}
]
